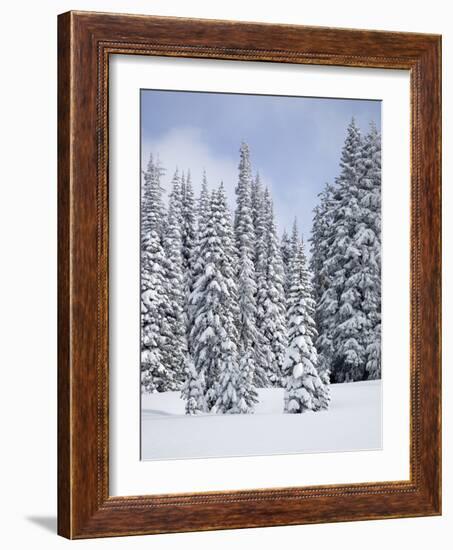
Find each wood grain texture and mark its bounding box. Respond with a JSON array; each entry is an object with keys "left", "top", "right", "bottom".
[
  {"left": 57, "top": 10, "right": 442, "bottom": 539},
  {"left": 57, "top": 11, "right": 72, "bottom": 538}
]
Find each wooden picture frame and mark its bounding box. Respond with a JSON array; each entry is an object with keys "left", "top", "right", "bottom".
[{"left": 58, "top": 10, "right": 441, "bottom": 539}]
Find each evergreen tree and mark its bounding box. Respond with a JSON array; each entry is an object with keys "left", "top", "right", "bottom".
[
  {"left": 181, "top": 170, "right": 197, "bottom": 273},
  {"left": 284, "top": 238, "right": 330, "bottom": 412},
  {"left": 236, "top": 349, "right": 259, "bottom": 411},
  {"left": 168, "top": 169, "right": 184, "bottom": 228},
  {"left": 309, "top": 184, "right": 336, "bottom": 381},
  {"left": 312, "top": 118, "right": 382, "bottom": 383},
  {"left": 141, "top": 154, "right": 175, "bottom": 392},
  {"left": 141, "top": 232, "right": 175, "bottom": 392},
  {"left": 331, "top": 119, "right": 372, "bottom": 382},
  {"left": 216, "top": 348, "right": 258, "bottom": 414},
  {"left": 161, "top": 191, "right": 187, "bottom": 387},
  {"left": 280, "top": 229, "right": 292, "bottom": 296},
  {"left": 188, "top": 192, "right": 222, "bottom": 410},
  {"left": 141, "top": 153, "right": 165, "bottom": 238},
  {"left": 310, "top": 184, "right": 335, "bottom": 307},
  {"left": 181, "top": 170, "right": 197, "bottom": 334},
  {"left": 289, "top": 219, "right": 299, "bottom": 258},
  {"left": 216, "top": 183, "right": 240, "bottom": 335},
  {"left": 251, "top": 172, "right": 263, "bottom": 268},
  {"left": 251, "top": 175, "right": 271, "bottom": 387},
  {"left": 181, "top": 356, "right": 205, "bottom": 414},
  {"left": 186, "top": 171, "right": 210, "bottom": 350},
  {"left": 180, "top": 170, "right": 186, "bottom": 192},
  {"left": 260, "top": 191, "right": 287, "bottom": 386},
  {"left": 360, "top": 122, "right": 382, "bottom": 379},
  {"left": 198, "top": 170, "right": 210, "bottom": 233},
  {"left": 216, "top": 183, "right": 258, "bottom": 411},
  {"left": 234, "top": 143, "right": 259, "bottom": 384},
  {"left": 188, "top": 189, "right": 246, "bottom": 412}
]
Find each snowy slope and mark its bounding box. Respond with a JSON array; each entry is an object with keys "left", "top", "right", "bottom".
[{"left": 141, "top": 380, "right": 382, "bottom": 460}]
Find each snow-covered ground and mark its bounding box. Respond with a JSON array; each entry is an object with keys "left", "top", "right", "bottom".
[{"left": 141, "top": 380, "right": 382, "bottom": 460}]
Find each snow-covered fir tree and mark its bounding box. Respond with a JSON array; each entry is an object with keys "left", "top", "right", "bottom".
[
  {"left": 198, "top": 170, "right": 210, "bottom": 233},
  {"left": 250, "top": 175, "right": 271, "bottom": 387},
  {"left": 284, "top": 235, "right": 330, "bottom": 412},
  {"left": 181, "top": 170, "right": 197, "bottom": 273},
  {"left": 188, "top": 188, "right": 245, "bottom": 412},
  {"left": 289, "top": 219, "right": 299, "bottom": 258},
  {"left": 323, "top": 119, "right": 366, "bottom": 382},
  {"left": 216, "top": 183, "right": 258, "bottom": 412},
  {"left": 259, "top": 191, "right": 287, "bottom": 386},
  {"left": 141, "top": 155, "right": 176, "bottom": 392},
  {"left": 216, "top": 346, "right": 258, "bottom": 414},
  {"left": 187, "top": 191, "right": 222, "bottom": 410},
  {"left": 141, "top": 153, "right": 165, "bottom": 238},
  {"left": 180, "top": 170, "right": 197, "bottom": 333},
  {"left": 288, "top": 219, "right": 329, "bottom": 385},
  {"left": 251, "top": 172, "right": 263, "bottom": 267},
  {"left": 215, "top": 185, "right": 258, "bottom": 413},
  {"left": 332, "top": 119, "right": 376, "bottom": 382},
  {"left": 161, "top": 185, "right": 187, "bottom": 387},
  {"left": 311, "top": 118, "right": 381, "bottom": 383},
  {"left": 215, "top": 183, "right": 240, "bottom": 343},
  {"left": 340, "top": 124, "right": 369, "bottom": 379},
  {"left": 141, "top": 232, "right": 172, "bottom": 392},
  {"left": 310, "top": 184, "right": 335, "bottom": 306},
  {"left": 360, "top": 122, "right": 382, "bottom": 379},
  {"left": 186, "top": 171, "right": 210, "bottom": 350},
  {"left": 181, "top": 356, "right": 205, "bottom": 415},
  {"left": 168, "top": 169, "right": 184, "bottom": 228},
  {"left": 234, "top": 142, "right": 259, "bottom": 384},
  {"left": 280, "top": 229, "right": 292, "bottom": 296},
  {"left": 309, "top": 183, "right": 336, "bottom": 381}
]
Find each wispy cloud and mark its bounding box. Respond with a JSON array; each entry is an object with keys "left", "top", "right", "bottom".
[
  {"left": 141, "top": 91, "right": 381, "bottom": 240},
  {"left": 142, "top": 126, "right": 276, "bottom": 225}
]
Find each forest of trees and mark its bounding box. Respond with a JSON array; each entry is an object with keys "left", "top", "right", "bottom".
[{"left": 140, "top": 118, "right": 381, "bottom": 414}]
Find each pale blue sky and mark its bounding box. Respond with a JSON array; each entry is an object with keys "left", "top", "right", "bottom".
[{"left": 141, "top": 89, "right": 381, "bottom": 241}]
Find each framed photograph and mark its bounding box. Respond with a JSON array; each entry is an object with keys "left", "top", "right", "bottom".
[{"left": 58, "top": 11, "right": 441, "bottom": 539}]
